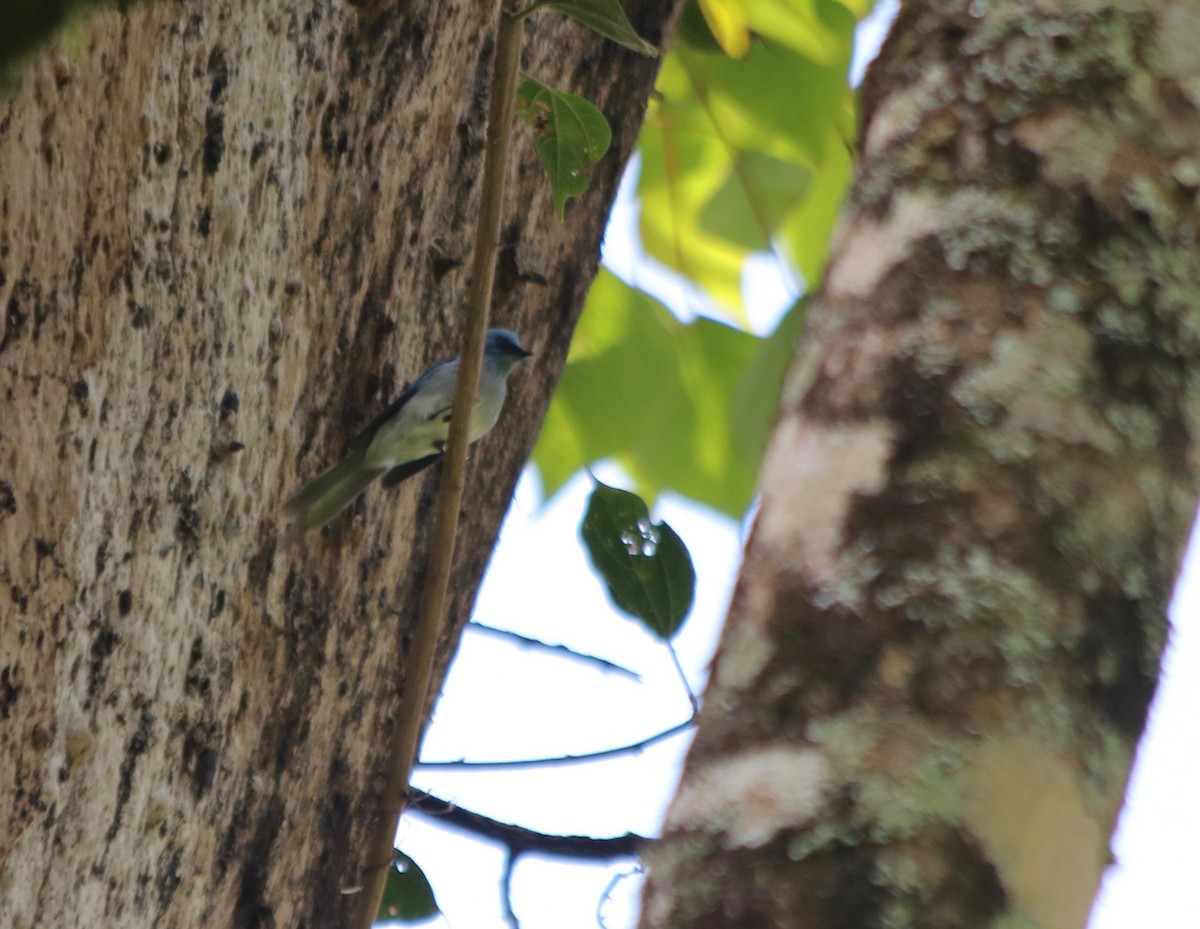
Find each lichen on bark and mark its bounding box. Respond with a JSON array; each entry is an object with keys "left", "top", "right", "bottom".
[{"left": 640, "top": 3, "right": 1200, "bottom": 928}]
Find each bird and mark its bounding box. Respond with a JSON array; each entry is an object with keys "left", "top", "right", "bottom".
[{"left": 282, "top": 328, "right": 532, "bottom": 535}]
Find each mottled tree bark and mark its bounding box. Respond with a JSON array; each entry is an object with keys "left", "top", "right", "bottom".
[
  {"left": 641, "top": 3, "right": 1200, "bottom": 928},
  {"left": 0, "top": 1, "right": 675, "bottom": 926}
]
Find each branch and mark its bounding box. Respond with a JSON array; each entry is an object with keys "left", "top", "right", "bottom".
[
  {"left": 468, "top": 622, "right": 642, "bottom": 680},
  {"left": 500, "top": 850, "right": 520, "bottom": 929},
  {"left": 352, "top": 6, "right": 525, "bottom": 926},
  {"left": 408, "top": 788, "right": 649, "bottom": 860},
  {"left": 665, "top": 640, "right": 698, "bottom": 715},
  {"left": 597, "top": 866, "right": 642, "bottom": 929},
  {"left": 416, "top": 717, "right": 695, "bottom": 770}
]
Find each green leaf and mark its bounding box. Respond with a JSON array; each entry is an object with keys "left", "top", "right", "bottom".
[
  {"left": 516, "top": 77, "right": 613, "bottom": 219},
  {"left": 534, "top": 0, "right": 658, "bottom": 57},
  {"left": 375, "top": 851, "right": 439, "bottom": 925},
  {"left": 533, "top": 271, "right": 795, "bottom": 518},
  {"left": 580, "top": 479, "right": 695, "bottom": 639},
  {"left": 699, "top": 149, "right": 813, "bottom": 249}
]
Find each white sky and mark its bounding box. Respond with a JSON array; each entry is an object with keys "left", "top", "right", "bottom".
[{"left": 394, "top": 5, "right": 1200, "bottom": 927}]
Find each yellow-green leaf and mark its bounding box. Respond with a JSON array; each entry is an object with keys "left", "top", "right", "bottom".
[{"left": 697, "top": 0, "right": 750, "bottom": 58}]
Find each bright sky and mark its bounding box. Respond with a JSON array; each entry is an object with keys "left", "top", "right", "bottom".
[{"left": 394, "top": 5, "right": 1200, "bottom": 927}]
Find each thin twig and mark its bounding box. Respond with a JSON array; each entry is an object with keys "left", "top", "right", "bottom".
[
  {"left": 665, "top": 640, "right": 699, "bottom": 715},
  {"left": 500, "top": 849, "right": 521, "bottom": 929},
  {"left": 469, "top": 622, "right": 642, "bottom": 680},
  {"left": 416, "top": 717, "right": 695, "bottom": 770},
  {"left": 408, "top": 789, "right": 649, "bottom": 860},
  {"left": 597, "top": 865, "right": 642, "bottom": 929},
  {"left": 351, "top": 6, "right": 526, "bottom": 926}
]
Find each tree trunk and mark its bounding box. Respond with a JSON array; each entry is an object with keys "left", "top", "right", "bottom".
[
  {"left": 640, "top": 2, "right": 1200, "bottom": 928},
  {"left": 0, "top": 2, "right": 674, "bottom": 926}
]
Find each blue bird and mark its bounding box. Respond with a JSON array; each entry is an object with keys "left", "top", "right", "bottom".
[{"left": 283, "top": 329, "right": 532, "bottom": 534}]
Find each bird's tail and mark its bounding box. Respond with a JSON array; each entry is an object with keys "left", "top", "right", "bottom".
[{"left": 282, "top": 451, "right": 385, "bottom": 537}]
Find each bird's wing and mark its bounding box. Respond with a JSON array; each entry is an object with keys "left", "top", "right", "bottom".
[
  {"left": 345, "top": 355, "right": 457, "bottom": 457},
  {"left": 346, "top": 380, "right": 423, "bottom": 457}
]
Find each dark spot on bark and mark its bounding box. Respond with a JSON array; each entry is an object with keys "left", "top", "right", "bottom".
[
  {"left": 118, "top": 589, "right": 133, "bottom": 616},
  {"left": 678, "top": 833, "right": 886, "bottom": 929},
  {"left": 89, "top": 622, "right": 120, "bottom": 696},
  {"left": 0, "top": 666, "right": 20, "bottom": 719},
  {"left": 197, "top": 206, "right": 212, "bottom": 238},
  {"left": 172, "top": 472, "right": 201, "bottom": 552},
  {"left": 308, "top": 786, "right": 353, "bottom": 927},
  {"left": 233, "top": 797, "right": 284, "bottom": 929},
  {"left": 909, "top": 650, "right": 1003, "bottom": 718},
  {"left": 881, "top": 358, "right": 959, "bottom": 468},
  {"left": 215, "top": 799, "right": 241, "bottom": 879},
  {"left": 203, "top": 108, "right": 225, "bottom": 175},
  {"left": 106, "top": 707, "right": 155, "bottom": 842},
  {"left": 1004, "top": 140, "right": 1042, "bottom": 187},
  {"left": 247, "top": 527, "right": 276, "bottom": 595},
  {"left": 183, "top": 727, "right": 219, "bottom": 800},
  {"left": 94, "top": 538, "right": 107, "bottom": 576},
  {"left": 250, "top": 138, "right": 269, "bottom": 165},
  {"left": 220, "top": 388, "right": 240, "bottom": 419},
  {"left": 273, "top": 713, "right": 311, "bottom": 775},
  {"left": 283, "top": 567, "right": 299, "bottom": 605},
  {"left": 1078, "top": 588, "right": 1158, "bottom": 736},
  {"left": 185, "top": 652, "right": 211, "bottom": 701},
  {"left": 1075, "top": 192, "right": 1123, "bottom": 253},
  {"left": 188, "top": 634, "right": 204, "bottom": 672},
  {"left": 428, "top": 240, "right": 460, "bottom": 278},
  {"left": 762, "top": 574, "right": 887, "bottom": 725},
  {"left": 157, "top": 846, "right": 183, "bottom": 908},
  {"left": 1093, "top": 335, "right": 1191, "bottom": 461},
  {"left": 10, "top": 585, "right": 28, "bottom": 612},
  {"left": 70, "top": 377, "right": 89, "bottom": 415},
  {"left": 208, "top": 46, "right": 229, "bottom": 102},
  {"left": 210, "top": 588, "right": 226, "bottom": 618},
  {"left": 2, "top": 297, "right": 26, "bottom": 351},
  {"left": 153, "top": 141, "right": 171, "bottom": 165},
  {"left": 319, "top": 105, "right": 339, "bottom": 160},
  {"left": 129, "top": 300, "right": 151, "bottom": 328},
  {"left": 0, "top": 481, "right": 16, "bottom": 518},
  {"left": 88, "top": 438, "right": 97, "bottom": 471},
  {"left": 40, "top": 116, "right": 55, "bottom": 168},
  {"left": 927, "top": 829, "right": 1008, "bottom": 926}
]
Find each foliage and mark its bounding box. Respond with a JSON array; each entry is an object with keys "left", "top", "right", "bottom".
[
  {"left": 535, "top": 270, "right": 803, "bottom": 518},
  {"left": 581, "top": 477, "right": 696, "bottom": 639},
  {"left": 516, "top": 78, "right": 613, "bottom": 218},
  {"left": 533, "top": 0, "right": 865, "bottom": 518},
  {"left": 523, "top": 0, "right": 659, "bottom": 56},
  {"left": 376, "top": 851, "right": 440, "bottom": 925}
]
